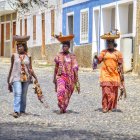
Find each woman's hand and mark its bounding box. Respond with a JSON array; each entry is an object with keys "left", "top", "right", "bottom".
[
  {"left": 53, "top": 78, "right": 56, "bottom": 84},
  {"left": 8, "top": 83, "right": 13, "bottom": 92},
  {"left": 75, "top": 81, "right": 80, "bottom": 94},
  {"left": 34, "top": 78, "right": 38, "bottom": 83}
]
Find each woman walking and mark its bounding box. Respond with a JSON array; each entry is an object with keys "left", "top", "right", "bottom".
[
  {"left": 98, "top": 30, "right": 124, "bottom": 113},
  {"left": 53, "top": 34, "right": 80, "bottom": 113},
  {"left": 7, "top": 35, "right": 38, "bottom": 118}
]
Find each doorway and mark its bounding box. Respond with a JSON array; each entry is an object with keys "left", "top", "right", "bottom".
[
  {"left": 120, "top": 38, "right": 133, "bottom": 72},
  {"left": 67, "top": 14, "right": 74, "bottom": 52},
  {"left": 1, "top": 24, "right": 4, "bottom": 56}
]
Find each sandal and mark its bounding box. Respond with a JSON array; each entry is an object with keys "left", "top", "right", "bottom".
[
  {"left": 12, "top": 112, "right": 20, "bottom": 118},
  {"left": 20, "top": 112, "right": 28, "bottom": 116},
  {"left": 60, "top": 109, "right": 66, "bottom": 114},
  {"left": 102, "top": 109, "right": 108, "bottom": 113}
]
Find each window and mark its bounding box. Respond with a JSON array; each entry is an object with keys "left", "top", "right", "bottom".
[
  {"left": 1, "top": 16, "right": 5, "bottom": 22},
  {"left": 6, "top": 14, "right": 11, "bottom": 21},
  {"left": 51, "top": 9, "right": 55, "bottom": 35},
  {"left": 6, "top": 23, "right": 10, "bottom": 40},
  {"left": 80, "top": 9, "right": 89, "bottom": 43},
  {"left": 20, "top": 19, "right": 22, "bottom": 36},
  {"left": 12, "top": 13, "right": 17, "bottom": 20},
  {"left": 24, "top": 19, "right": 27, "bottom": 35},
  {"left": 33, "top": 15, "right": 36, "bottom": 40}
]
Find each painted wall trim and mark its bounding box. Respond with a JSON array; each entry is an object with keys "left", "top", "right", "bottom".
[
  {"left": 62, "top": 0, "right": 90, "bottom": 8},
  {"left": 117, "top": 0, "right": 134, "bottom": 5},
  {"left": 101, "top": 2, "right": 116, "bottom": 9}
]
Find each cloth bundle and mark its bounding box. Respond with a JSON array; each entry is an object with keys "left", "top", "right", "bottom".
[{"left": 33, "top": 81, "right": 49, "bottom": 108}]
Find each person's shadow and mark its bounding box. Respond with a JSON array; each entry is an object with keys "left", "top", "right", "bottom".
[
  {"left": 9, "top": 112, "right": 40, "bottom": 117},
  {"left": 95, "top": 108, "right": 123, "bottom": 113},
  {"left": 53, "top": 110, "right": 79, "bottom": 115}
]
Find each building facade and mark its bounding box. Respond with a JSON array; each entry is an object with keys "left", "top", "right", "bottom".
[
  {"left": 62, "top": 0, "right": 137, "bottom": 70},
  {"left": 0, "top": 0, "right": 62, "bottom": 65},
  {"left": 0, "top": 0, "right": 16, "bottom": 57},
  {"left": 16, "top": 0, "right": 62, "bottom": 63}
]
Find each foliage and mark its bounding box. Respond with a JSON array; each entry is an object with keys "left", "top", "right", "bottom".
[{"left": 7, "top": 0, "right": 48, "bottom": 14}]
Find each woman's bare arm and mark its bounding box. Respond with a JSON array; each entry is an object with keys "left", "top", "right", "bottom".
[{"left": 7, "top": 55, "right": 14, "bottom": 84}]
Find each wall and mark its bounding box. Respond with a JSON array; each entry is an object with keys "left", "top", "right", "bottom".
[
  {"left": 28, "top": 43, "right": 60, "bottom": 65},
  {"left": 62, "top": 0, "right": 120, "bottom": 46},
  {"left": 74, "top": 44, "right": 92, "bottom": 68}
]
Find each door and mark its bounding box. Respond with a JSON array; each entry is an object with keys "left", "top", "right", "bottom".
[
  {"left": 12, "top": 22, "right": 16, "bottom": 53},
  {"left": 67, "top": 15, "right": 74, "bottom": 52},
  {"left": 120, "top": 38, "right": 133, "bottom": 72},
  {"left": 1, "top": 24, "right": 4, "bottom": 56}
]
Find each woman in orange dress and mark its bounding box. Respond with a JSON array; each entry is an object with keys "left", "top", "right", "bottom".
[{"left": 98, "top": 39, "right": 124, "bottom": 113}]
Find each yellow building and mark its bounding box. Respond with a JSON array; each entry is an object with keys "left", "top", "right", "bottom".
[
  {"left": 0, "top": 0, "right": 16, "bottom": 57},
  {"left": 134, "top": 0, "right": 140, "bottom": 75}
]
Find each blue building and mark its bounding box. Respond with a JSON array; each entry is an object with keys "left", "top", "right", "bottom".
[{"left": 62, "top": 0, "right": 136, "bottom": 70}]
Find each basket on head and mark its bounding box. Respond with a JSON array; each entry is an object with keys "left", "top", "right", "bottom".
[
  {"left": 100, "top": 29, "right": 120, "bottom": 40},
  {"left": 13, "top": 35, "right": 30, "bottom": 44},
  {"left": 52, "top": 33, "right": 74, "bottom": 42}
]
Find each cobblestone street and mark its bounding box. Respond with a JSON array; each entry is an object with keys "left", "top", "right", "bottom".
[{"left": 0, "top": 63, "right": 140, "bottom": 140}]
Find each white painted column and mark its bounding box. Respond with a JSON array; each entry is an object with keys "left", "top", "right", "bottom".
[
  {"left": 45, "top": 10, "right": 51, "bottom": 44},
  {"left": 92, "top": 7, "right": 100, "bottom": 57},
  {"left": 36, "top": 13, "right": 42, "bottom": 46},
  {"left": 100, "top": 8, "right": 105, "bottom": 52},
  {"left": 116, "top": 2, "right": 121, "bottom": 51},
  {"left": 16, "top": 14, "right": 20, "bottom": 35},
  {"left": 27, "top": 16, "right": 32, "bottom": 47},
  {"left": 133, "top": 0, "right": 137, "bottom": 37}
]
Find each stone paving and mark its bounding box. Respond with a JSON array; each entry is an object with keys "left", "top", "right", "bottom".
[{"left": 0, "top": 63, "right": 140, "bottom": 140}]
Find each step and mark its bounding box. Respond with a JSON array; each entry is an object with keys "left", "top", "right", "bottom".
[
  {"left": 0, "top": 57, "right": 10, "bottom": 64},
  {"left": 33, "top": 60, "right": 48, "bottom": 66}
]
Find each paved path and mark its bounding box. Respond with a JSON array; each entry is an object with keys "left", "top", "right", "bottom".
[{"left": 0, "top": 63, "right": 140, "bottom": 140}]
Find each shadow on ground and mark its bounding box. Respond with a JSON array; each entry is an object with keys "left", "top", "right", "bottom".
[
  {"left": 53, "top": 110, "right": 79, "bottom": 115},
  {"left": 0, "top": 122, "right": 139, "bottom": 140},
  {"left": 95, "top": 108, "right": 123, "bottom": 113}
]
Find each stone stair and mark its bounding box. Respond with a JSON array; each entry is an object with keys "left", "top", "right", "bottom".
[{"left": 0, "top": 57, "right": 10, "bottom": 64}]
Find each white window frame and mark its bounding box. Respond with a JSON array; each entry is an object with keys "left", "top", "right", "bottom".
[
  {"left": 80, "top": 8, "right": 89, "bottom": 44},
  {"left": 66, "top": 11, "right": 74, "bottom": 35}
]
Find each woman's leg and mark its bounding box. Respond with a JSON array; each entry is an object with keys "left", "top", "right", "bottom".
[
  {"left": 113, "top": 87, "right": 118, "bottom": 109},
  {"left": 102, "top": 86, "right": 108, "bottom": 112},
  {"left": 107, "top": 86, "right": 118, "bottom": 111},
  {"left": 57, "top": 78, "right": 66, "bottom": 113},
  {"left": 20, "top": 82, "right": 29, "bottom": 113},
  {"left": 13, "top": 81, "right": 22, "bottom": 114}
]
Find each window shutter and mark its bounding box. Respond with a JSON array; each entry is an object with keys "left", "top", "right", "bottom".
[
  {"left": 51, "top": 9, "right": 55, "bottom": 35},
  {"left": 80, "top": 11, "right": 88, "bottom": 43},
  {"left": 6, "top": 23, "right": 10, "bottom": 40},
  {"left": 24, "top": 19, "right": 27, "bottom": 35},
  {"left": 33, "top": 15, "right": 36, "bottom": 40},
  {"left": 20, "top": 19, "right": 22, "bottom": 36}
]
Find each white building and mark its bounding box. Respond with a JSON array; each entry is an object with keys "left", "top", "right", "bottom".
[
  {"left": 0, "top": 0, "right": 16, "bottom": 57},
  {"left": 92, "top": 0, "right": 136, "bottom": 71},
  {"left": 0, "top": 0, "right": 62, "bottom": 64}
]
